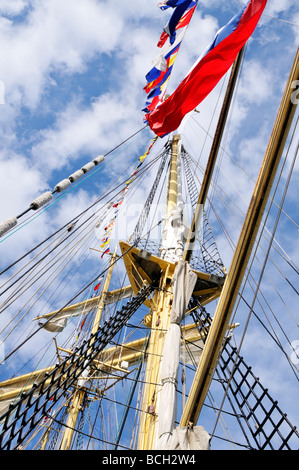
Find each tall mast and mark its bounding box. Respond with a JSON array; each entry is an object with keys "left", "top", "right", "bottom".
[
  {"left": 59, "top": 249, "right": 117, "bottom": 450},
  {"left": 137, "top": 134, "right": 182, "bottom": 449},
  {"left": 160, "top": 134, "right": 184, "bottom": 262},
  {"left": 137, "top": 51, "right": 246, "bottom": 450}
]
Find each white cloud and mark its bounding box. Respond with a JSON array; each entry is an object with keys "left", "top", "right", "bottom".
[
  {"left": 29, "top": 92, "right": 144, "bottom": 178},
  {"left": 0, "top": 0, "right": 124, "bottom": 109},
  {"left": 265, "top": 0, "right": 293, "bottom": 17},
  {"left": 26, "top": 11, "right": 220, "bottom": 180},
  {"left": 0, "top": 151, "right": 48, "bottom": 220},
  {"left": 0, "top": 0, "right": 29, "bottom": 16},
  {"left": 238, "top": 59, "right": 273, "bottom": 105}
]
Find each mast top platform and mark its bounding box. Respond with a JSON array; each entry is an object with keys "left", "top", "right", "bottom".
[{"left": 119, "top": 241, "right": 224, "bottom": 308}]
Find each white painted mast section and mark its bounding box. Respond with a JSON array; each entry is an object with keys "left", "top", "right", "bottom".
[
  {"left": 160, "top": 135, "right": 185, "bottom": 263},
  {"left": 156, "top": 135, "right": 210, "bottom": 450}
]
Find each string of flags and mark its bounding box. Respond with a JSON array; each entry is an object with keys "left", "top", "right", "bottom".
[
  {"left": 143, "top": 1, "right": 198, "bottom": 115},
  {"left": 145, "top": 0, "right": 267, "bottom": 137},
  {"left": 96, "top": 136, "right": 158, "bottom": 258},
  {"left": 157, "top": 0, "right": 198, "bottom": 45}
]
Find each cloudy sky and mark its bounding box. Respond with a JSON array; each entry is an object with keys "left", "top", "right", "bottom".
[
  {"left": 0, "top": 0, "right": 297, "bottom": 250},
  {"left": 0, "top": 0, "right": 298, "bottom": 449}
]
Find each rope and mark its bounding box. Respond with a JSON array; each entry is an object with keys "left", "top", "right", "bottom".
[
  {"left": 208, "top": 117, "right": 299, "bottom": 442},
  {"left": 0, "top": 137, "right": 162, "bottom": 280},
  {"left": 0, "top": 282, "right": 155, "bottom": 450},
  {"left": 185, "top": 138, "right": 299, "bottom": 302},
  {"left": 0, "top": 204, "right": 164, "bottom": 365},
  {"left": 0, "top": 125, "right": 148, "bottom": 241}
]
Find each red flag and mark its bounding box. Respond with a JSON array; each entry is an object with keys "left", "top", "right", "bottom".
[{"left": 146, "top": 0, "right": 267, "bottom": 137}]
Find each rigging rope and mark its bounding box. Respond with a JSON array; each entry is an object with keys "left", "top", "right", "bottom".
[
  {"left": 0, "top": 153, "right": 166, "bottom": 366},
  {"left": 0, "top": 155, "right": 163, "bottom": 336},
  {"left": 0, "top": 125, "right": 148, "bottom": 241},
  {"left": 184, "top": 138, "right": 298, "bottom": 349},
  {"left": 0, "top": 198, "right": 165, "bottom": 371},
  {"left": 0, "top": 243, "right": 133, "bottom": 363},
  {"left": 189, "top": 114, "right": 299, "bottom": 238},
  {"left": 0, "top": 281, "right": 156, "bottom": 450},
  {"left": 229, "top": 113, "right": 299, "bottom": 362},
  {"left": 0, "top": 138, "right": 162, "bottom": 281},
  {"left": 189, "top": 298, "right": 299, "bottom": 450},
  {"left": 204, "top": 123, "right": 299, "bottom": 444}
]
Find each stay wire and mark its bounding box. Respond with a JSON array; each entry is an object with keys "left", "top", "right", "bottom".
[
  {"left": 186, "top": 142, "right": 299, "bottom": 287},
  {"left": 0, "top": 148, "right": 162, "bottom": 291},
  {"left": 0, "top": 124, "right": 148, "bottom": 244},
  {"left": 210, "top": 112, "right": 299, "bottom": 441},
  {"left": 2, "top": 142, "right": 162, "bottom": 282},
  {"left": 1, "top": 216, "right": 163, "bottom": 364},
  {"left": 0, "top": 153, "right": 165, "bottom": 356},
  {"left": 0, "top": 223, "right": 97, "bottom": 340}
]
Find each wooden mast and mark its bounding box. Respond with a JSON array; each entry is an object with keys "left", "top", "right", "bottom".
[
  {"left": 137, "top": 135, "right": 181, "bottom": 450},
  {"left": 180, "top": 46, "right": 299, "bottom": 428},
  {"left": 137, "top": 52, "right": 245, "bottom": 450}
]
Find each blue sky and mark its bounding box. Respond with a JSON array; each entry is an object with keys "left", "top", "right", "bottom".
[
  {"left": 0, "top": 0, "right": 298, "bottom": 449},
  {"left": 0, "top": 0, "right": 297, "bottom": 234}
]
